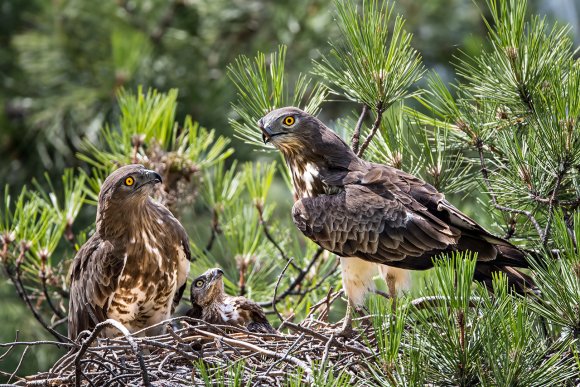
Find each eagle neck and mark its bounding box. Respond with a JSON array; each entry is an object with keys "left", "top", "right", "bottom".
[
  {"left": 97, "top": 198, "right": 167, "bottom": 243},
  {"left": 284, "top": 153, "right": 327, "bottom": 199},
  {"left": 282, "top": 144, "right": 361, "bottom": 199}
]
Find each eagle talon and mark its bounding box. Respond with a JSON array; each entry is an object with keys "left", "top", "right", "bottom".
[{"left": 334, "top": 323, "right": 357, "bottom": 339}]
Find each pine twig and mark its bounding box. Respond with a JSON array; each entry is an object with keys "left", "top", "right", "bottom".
[
  {"left": 542, "top": 165, "right": 567, "bottom": 246},
  {"left": 357, "top": 103, "right": 384, "bottom": 157},
  {"left": 39, "top": 251, "right": 66, "bottom": 320},
  {"left": 204, "top": 207, "right": 220, "bottom": 253},
  {"left": 150, "top": 0, "right": 185, "bottom": 44},
  {"left": 256, "top": 203, "right": 301, "bottom": 272},
  {"left": 476, "top": 137, "right": 544, "bottom": 239},
  {"left": 351, "top": 105, "right": 368, "bottom": 154},
  {"left": 272, "top": 258, "right": 293, "bottom": 323},
  {"left": 258, "top": 247, "right": 325, "bottom": 307},
  {"left": 4, "top": 243, "right": 68, "bottom": 343}
]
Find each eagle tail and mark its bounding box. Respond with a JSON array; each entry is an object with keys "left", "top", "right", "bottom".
[{"left": 473, "top": 263, "right": 538, "bottom": 295}]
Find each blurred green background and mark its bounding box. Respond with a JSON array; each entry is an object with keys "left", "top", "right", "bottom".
[{"left": 0, "top": 0, "right": 577, "bottom": 379}]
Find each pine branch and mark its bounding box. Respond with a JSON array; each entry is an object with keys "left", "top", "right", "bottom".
[
  {"left": 203, "top": 208, "right": 220, "bottom": 253},
  {"left": 542, "top": 163, "right": 568, "bottom": 246},
  {"left": 259, "top": 247, "right": 325, "bottom": 308},
  {"left": 357, "top": 103, "right": 384, "bottom": 157},
  {"left": 350, "top": 104, "right": 368, "bottom": 154},
  {"left": 2, "top": 243, "right": 68, "bottom": 343},
  {"left": 256, "top": 203, "right": 301, "bottom": 272},
  {"left": 476, "top": 136, "right": 544, "bottom": 239}
]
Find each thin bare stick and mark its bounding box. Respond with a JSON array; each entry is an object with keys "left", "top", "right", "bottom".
[
  {"left": 0, "top": 340, "right": 74, "bottom": 348},
  {"left": 258, "top": 247, "right": 325, "bottom": 307},
  {"left": 7, "top": 247, "right": 68, "bottom": 343},
  {"left": 351, "top": 105, "right": 368, "bottom": 154},
  {"left": 272, "top": 258, "right": 293, "bottom": 322},
  {"left": 50, "top": 316, "right": 69, "bottom": 330},
  {"left": 320, "top": 333, "right": 335, "bottom": 370},
  {"left": 296, "top": 260, "right": 340, "bottom": 301},
  {"left": 0, "top": 331, "right": 19, "bottom": 361},
  {"left": 74, "top": 319, "right": 150, "bottom": 387},
  {"left": 283, "top": 321, "right": 374, "bottom": 357},
  {"left": 263, "top": 333, "right": 305, "bottom": 378},
  {"left": 256, "top": 204, "right": 301, "bottom": 272},
  {"left": 357, "top": 104, "right": 384, "bottom": 157},
  {"left": 8, "top": 345, "right": 29, "bottom": 384}
]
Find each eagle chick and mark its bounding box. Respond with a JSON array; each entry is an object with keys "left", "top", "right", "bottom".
[{"left": 187, "top": 268, "right": 276, "bottom": 334}]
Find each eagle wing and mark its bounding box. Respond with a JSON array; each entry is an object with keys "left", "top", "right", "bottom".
[
  {"left": 233, "top": 297, "right": 277, "bottom": 334},
  {"left": 68, "top": 234, "right": 125, "bottom": 339},
  {"left": 172, "top": 227, "right": 192, "bottom": 311},
  {"left": 292, "top": 167, "right": 461, "bottom": 269}
]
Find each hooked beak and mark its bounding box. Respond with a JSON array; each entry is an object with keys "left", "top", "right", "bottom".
[
  {"left": 211, "top": 268, "right": 224, "bottom": 281},
  {"left": 258, "top": 118, "right": 272, "bottom": 144},
  {"left": 140, "top": 169, "right": 162, "bottom": 188},
  {"left": 258, "top": 121, "right": 287, "bottom": 144}
]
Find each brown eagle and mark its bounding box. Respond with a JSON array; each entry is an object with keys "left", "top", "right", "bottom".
[
  {"left": 68, "top": 164, "right": 191, "bottom": 339},
  {"left": 258, "top": 107, "right": 535, "bottom": 330},
  {"left": 186, "top": 268, "right": 276, "bottom": 334}
]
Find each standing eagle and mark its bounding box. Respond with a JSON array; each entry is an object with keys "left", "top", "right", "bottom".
[
  {"left": 187, "top": 268, "right": 276, "bottom": 334},
  {"left": 68, "top": 164, "right": 191, "bottom": 339},
  {"left": 258, "top": 107, "right": 535, "bottom": 331}
]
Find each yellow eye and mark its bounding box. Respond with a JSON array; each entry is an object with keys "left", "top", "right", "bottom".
[
  {"left": 195, "top": 280, "right": 204, "bottom": 288},
  {"left": 283, "top": 116, "right": 295, "bottom": 126},
  {"left": 125, "top": 177, "right": 134, "bottom": 186}
]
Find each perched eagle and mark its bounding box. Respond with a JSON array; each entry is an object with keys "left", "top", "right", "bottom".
[
  {"left": 186, "top": 268, "right": 276, "bottom": 334},
  {"left": 68, "top": 164, "right": 191, "bottom": 339},
  {"left": 258, "top": 107, "right": 535, "bottom": 329}
]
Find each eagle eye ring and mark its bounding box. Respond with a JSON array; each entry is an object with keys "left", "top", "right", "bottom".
[
  {"left": 282, "top": 116, "right": 295, "bottom": 127},
  {"left": 124, "top": 177, "right": 135, "bottom": 186},
  {"left": 195, "top": 280, "right": 204, "bottom": 288}
]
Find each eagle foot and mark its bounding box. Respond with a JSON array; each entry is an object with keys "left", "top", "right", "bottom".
[{"left": 334, "top": 324, "right": 357, "bottom": 338}]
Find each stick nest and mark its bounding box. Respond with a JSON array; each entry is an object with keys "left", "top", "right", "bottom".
[{"left": 21, "top": 316, "right": 379, "bottom": 386}]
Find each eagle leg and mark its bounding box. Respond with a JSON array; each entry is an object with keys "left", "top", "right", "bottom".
[
  {"left": 336, "top": 297, "right": 356, "bottom": 338},
  {"left": 386, "top": 273, "right": 398, "bottom": 313}
]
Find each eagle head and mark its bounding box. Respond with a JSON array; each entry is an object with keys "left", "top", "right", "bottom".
[
  {"left": 257, "top": 107, "right": 326, "bottom": 151},
  {"left": 98, "top": 164, "right": 162, "bottom": 207},
  {"left": 190, "top": 268, "right": 225, "bottom": 307},
  {"left": 258, "top": 106, "right": 353, "bottom": 160}
]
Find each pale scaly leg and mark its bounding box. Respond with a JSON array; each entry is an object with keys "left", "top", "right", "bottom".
[
  {"left": 337, "top": 257, "right": 378, "bottom": 337},
  {"left": 337, "top": 294, "right": 355, "bottom": 337},
  {"left": 378, "top": 265, "right": 411, "bottom": 312}
]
